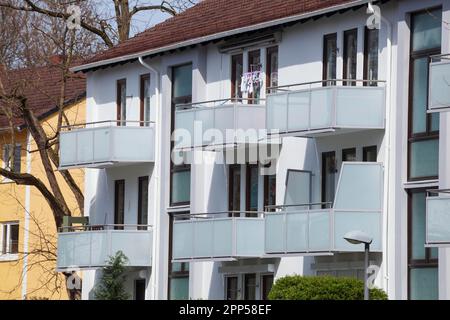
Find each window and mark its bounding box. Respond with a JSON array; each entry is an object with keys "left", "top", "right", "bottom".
[
  {"left": 2, "top": 144, "right": 21, "bottom": 173},
  {"left": 408, "top": 190, "right": 438, "bottom": 300},
  {"left": 264, "top": 172, "right": 276, "bottom": 211},
  {"left": 342, "top": 148, "right": 357, "bottom": 162},
  {"left": 134, "top": 279, "right": 146, "bottom": 300},
  {"left": 117, "top": 79, "right": 127, "bottom": 126},
  {"left": 343, "top": 29, "right": 358, "bottom": 86},
  {"left": 168, "top": 212, "right": 190, "bottom": 300},
  {"left": 248, "top": 50, "right": 261, "bottom": 104},
  {"left": 138, "top": 176, "right": 149, "bottom": 230},
  {"left": 1, "top": 222, "right": 19, "bottom": 255},
  {"left": 266, "top": 46, "right": 278, "bottom": 93},
  {"left": 246, "top": 164, "right": 259, "bottom": 216},
  {"left": 244, "top": 274, "right": 257, "bottom": 300},
  {"left": 114, "top": 180, "right": 125, "bottom": 230},
  {"left": 229, "top": 165, "right": 241, "bottom": 217},
  {"left": 323, "top": 33, "right": 337, "bottom": 86},
  {"left": 363, "top": 146, "right": 378, "bottom": 162},
  {"left": 171, "top": 64, "right": 192, "bottom": 206},
  {"left": 364, "top": 28, "right": 379, "bottom": 86},
  {"left": 226, "top": 276, "right": 239, "bottom": 300},
  {"left": 408, "top": 8, "right": 441, "bottom": 181},
  {"left": 231, "top": 54, "right": 243, "bottom": 99},
  {"left": 261, "top": 274, "right": 274, "bottom": 300},
  {"left": 140, "top": 74, "right": 151, "bottom": 126},
  {"left": 322, "top": 152, "right": 336, "bottom": 208}
]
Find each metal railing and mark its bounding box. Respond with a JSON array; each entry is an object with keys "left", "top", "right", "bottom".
[
  {"left": 172, "top": 211, "right": 265, "bottom": 220},
  {"left": 267, "top": 79, "right": 386, "bottom": 93},
  {"left": 176, "top": 98, "right": 265, "bottom": 110},
  {"left": 61, "top": 120, "right": 155, "bottom": 131},
  {"left": 59, "top": 224, "right": 152, "bottom": 232},
  {"left": 430, "top": 53, "right": 450, "bottom": 63}
]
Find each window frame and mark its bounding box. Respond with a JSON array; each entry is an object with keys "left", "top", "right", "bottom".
[
  {"left": 245, "top": 164, "right": 259, "bottom": 216},
  {"left": 231, "top": 53, "right": 244, "bottom": 99},
  {"left": 407, "top": 7, "right": 442, "bottom": 181},
  {"left": 0, "top": 221, "right": 19, "bottom": 258},
  {"left": 140, "top": 74, "right": 151, "bottom": 127},
  {"left": 266, "top": 46, "right": 278, "bottom": 93},
  {"left": 323, "top": 33, "right": 337, "bottom": 86},
  {"left": 363, "top": 27, "right": 379, "bottom": 86},
  {"left": 343, "top": 28, "right": 358, "bottom": 86},
  {"left": 407, "top": 188, "right": 438, "bottom": 299},
  {"left": 116, "top": 79, "right": 127, "bottom": 126},
  {"left": 363, "top": 145, "right": 378, "bottom": 162},
  {"left": 114, "top": 179, "right": 125, "bottom": 230},
  {"left": 137, "top": 176, "right": 149, "bottom": 230}
]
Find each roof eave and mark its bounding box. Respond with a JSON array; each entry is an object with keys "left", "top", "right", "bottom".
[{"left": 71, "top": 0, "right": 372, "bottom": 73}]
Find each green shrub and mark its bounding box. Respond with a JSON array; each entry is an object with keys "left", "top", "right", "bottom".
[
  {"left": 94, "top": 251, "right": 130, "bottom": 300},
  {"left": 268, "top": 275, "right": 388, "bottom": 300}
]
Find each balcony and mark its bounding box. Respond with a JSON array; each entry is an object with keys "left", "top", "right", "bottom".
[
  {"left": 172, "top": 212, "right": 265, "bottom": 261},
  {"left": 428, "top": 54, "right": 450, "bottom": 112},
  {"left": 265, "top": 162, "right": 383, "bottom": 255},
  {"left": 426, "top": 190, "right": 450, "bottom": 246},
  {"left": 57, "top": 225, "right": 153, "bottom": 270},
  {"left": 266, "top": 80, "right": 386, "bottom": 136},
  {"left": 174, "top": 99, "right": 266, "bottom": 150},
  {"left": 59, "top": 121, "right": 155, "bottom": 169}
]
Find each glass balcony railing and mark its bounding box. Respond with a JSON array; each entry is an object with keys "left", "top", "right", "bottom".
[
  {"left": 57, "top": 224, "right": 153, "bottom": 270},
  {"left": 59, "top": 120, "right": 155, "bottom": 169},
  {"left": 265, "top": 162, "right": 384, "bottom": 255},
  {"left": 426, "top": 190, "right": 450, "bottom": 246},
  {"left": 428, "top": 54, "right": 450, "bottom": 112},
  {"left": 266, "top": 80, "right": 386, "bottom": 136},
  {"left": 172, "top": 212, "right": 265, "bottom": 261},
  {"left": 174, "top": 99, "right": 266, "bottom": 150}
]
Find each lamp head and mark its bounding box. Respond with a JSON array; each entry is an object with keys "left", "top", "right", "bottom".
[{"left": 344, "top": 230, "right": 373, "bottom": 245}]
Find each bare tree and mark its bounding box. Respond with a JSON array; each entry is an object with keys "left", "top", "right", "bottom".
[{"left": 0, "top": 1, "right": 197, "bottom": 48}]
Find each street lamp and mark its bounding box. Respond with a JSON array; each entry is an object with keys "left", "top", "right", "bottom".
[{"left": 344, "top": 230, "right": 373, "bottom": 300}]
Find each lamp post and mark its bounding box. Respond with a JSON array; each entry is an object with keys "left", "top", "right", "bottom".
[{"left": 344, "top": 230, "right": 373, "bottom": 300}]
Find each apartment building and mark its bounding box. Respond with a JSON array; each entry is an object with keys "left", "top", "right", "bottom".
[
  {"left": 0, "top": 64, "right": 85, "bottom": 299},
  {"left": 59, "top": 0, "right": 450, "bottom": 300}
]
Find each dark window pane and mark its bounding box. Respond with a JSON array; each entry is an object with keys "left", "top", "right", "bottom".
[
  {"left": 264, "top": 174, "right": 276, "bottom": 210},
  {"left": 134, "top": 279, "right": 146, "bottom": 300},
  {"left": 409, "top": 139, "right": 439, "bottom": 179},
  {"left": 171, "top": 169, "right": 191, "bottom": 204},
  {"left": 244, "top": 274, "right": 256, "bottom": 300},
  {"left": 246, "top": 165, "right": 259, "bottom": 215},
  {"left": 412, "top": 9, "right": 442, "bottom": 52},
  {"left": 231, "top": 54, "right": 243, "bottom": 99},
  {"left": 266, "top": 47, "right": 278, "bottom": 91},
  {"left": 412, "top": 57, "right": 429, "bottom": 134},
  {"left": 138, "top": 176, "right": 149, "bottom": 229},
  {"left": 226, "top": 276, "right": 239, "bottom": 300},
  {"left": 229, "top": 166, "right": 241, "bottom": 214},
  {"left": 365, "top": 28, "right": 379, "bottom": 86},
  {"left": 173, "top": 64, "right": 192, "bottom": 99},
  {"left": 342, "top": 148, "right": 357, "bottom": 162},
  {"left": 344, "top": 29, "right": 358, "bottom": 86},
  {"left": 261, "top": 274, "right": 274, "bottom": 300},
  {"left": 169, "top": 277, "right": 189, "bottom": 300},
  {"left": 363, "top": 146, "right": 378, "bottom": 162},
  {"left": 410, "top": 268, "right": 438, "bottom": 300},
  {"left": 411, "top": 192, "right": 426, "bottom": 260},
  {"left": 2, "top": 225, "right": 7, "bottom": 254},
  {"left": 248, "top": 50, "right": 261, "bottom": 103},
  {"left": 323, "top": 34, "right": 337, "bottom": 86},
  {"left": 322, "top": 152, "right": 336, "bottom": 207},
  {"left": 114, "top": 180, "right": 125, "bottom": 229},
  {"left": 117, "top": 80, "right": 127, "bottom": 125}
]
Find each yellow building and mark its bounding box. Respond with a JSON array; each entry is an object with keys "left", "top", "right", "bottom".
[{"left": 0, "top": 64, "right": 85, "bottom": 300}]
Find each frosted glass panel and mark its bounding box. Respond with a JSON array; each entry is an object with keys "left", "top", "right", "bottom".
[
  {"left": 285, "top": 212, "right": 308, "bottom": 252},
  {"left": 173, "top": 222, "right": 193, "bottom": 259},
  {"left": 175, "top": 111, "right": 195, "bottom": 148},
  {"left": 77, "top": 131, "right": 94, "bottom": 163},
  {"left": 284, "top": 170, "right": 311, "bottom": 207},
  {"left": 288, "top": 92, "right": 309, "bottom": 131},
  {"left": 196, "top": 109, "right": 214, "bottom": 133},
  {"left": 334, "top": 211, "right": 381, "bottom": 251},
  {"left": 236, "top": 219, "right": 264, "bottom": 256},
  {"left": 336, "top": 87, "right": 384, "bottom": 127},
  {"left": 309, "top": 211, "right": 331, "bottom": 251},
  {"left": 410, "top": 139, "right": 439, "bottom": 179},
  {"left": 334, "top": 163, "right": 383, "bottom": 210},
  {"left": 430, "top": 62, "right": 450, "bottom": 109},
  {"left": 93, "top": 128, "right": 110, "bottom": 161},
  {"left": 310, "top": 88, "right": 333, "bottom": 128},
  {"left": 59, "top": 133, "right": 77, "bottom": 165},
  {"left": 410, "top": 268, "right": 438, "bottom": 300},
  {"left": 265, "top": 214, "right": 284, "bottom": 253},
  {"left": 427, "top": 197, "right": 450, "bottom": 243},
  {"left": 171, "top": 170, "right": 191, "bottom": 204},
  {"left": 267, "top": 94, "right": 287, "bottom": 131},
  {"left": 213, "top": 220, "right": 233, "bottom": 257},
  {"left": 73, "top": 232, "right": 91, "bottom": 267},
  {"left": 193, "top": 220, "right": 213, "bottom": 257}
]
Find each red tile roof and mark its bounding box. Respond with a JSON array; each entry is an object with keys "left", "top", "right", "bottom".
[
  {"left": 0, "top": 63, "right": 86, "bottom": 128},
  {"left": 80, "top": 0, "right": 362, "bottom": 69}
]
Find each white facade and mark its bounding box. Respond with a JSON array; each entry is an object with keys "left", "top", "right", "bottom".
[{"left": 58, "top": 0, "right": 450, "bottom": 300}]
